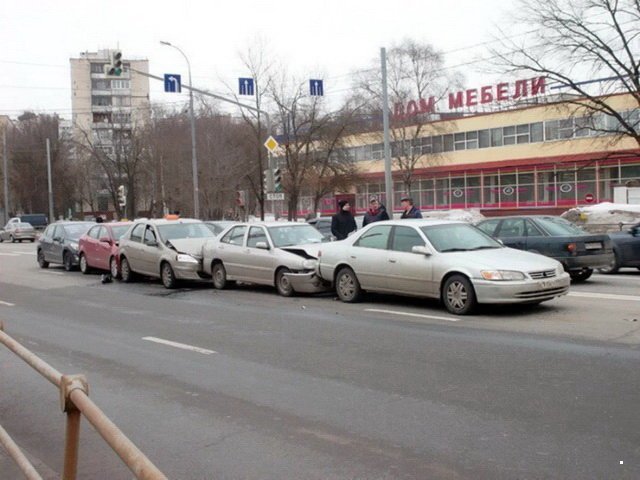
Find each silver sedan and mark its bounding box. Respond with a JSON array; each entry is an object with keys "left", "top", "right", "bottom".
[
  {"left": 316, "top": 219, "right": 570, "bottom": 315},
  {"left": 0, "top": 222, "right": 37, "bottom": 242},
  {"left": 201, "top": 222, "right": 329, "bottom": 296}
]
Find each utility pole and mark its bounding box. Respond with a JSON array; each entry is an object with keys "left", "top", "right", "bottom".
[
  {"left": 2, "top": 126, "right": 8, "bottom": 225},
  {"left": 46, "top": 138, "right": 54, "bottom": 222},
  {"left": 381, "top": 47, "right": 394, "bottom": 215}
]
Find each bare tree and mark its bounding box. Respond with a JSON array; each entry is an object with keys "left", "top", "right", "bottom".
[
  {"left": 355, "top": 40, "right": 464, "bottom": 196},
  {"left": 491, "top": 0, "right": 640, "bottom": 144}
]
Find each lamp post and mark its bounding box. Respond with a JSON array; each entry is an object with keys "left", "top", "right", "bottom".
[{"left": 160, "top": 41, "right": 200, "bottom": 218}]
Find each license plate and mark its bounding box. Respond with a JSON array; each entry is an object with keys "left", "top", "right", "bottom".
[
  {"left": 540, "top": 279, "right": 559, "bottom": 289},
  {"left": 585, "top": 242, "right": 602, "bottom": 250}
]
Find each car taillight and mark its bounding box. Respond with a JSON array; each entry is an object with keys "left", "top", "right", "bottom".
[{"left": 566, "top": 242, "right": 577, "bottom": 253}]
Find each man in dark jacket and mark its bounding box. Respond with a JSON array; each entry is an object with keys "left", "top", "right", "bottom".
[
  {"left": 400, "top": 196, "right": 423, "bottom": 219},
  {"left": 331, "top": 200, "right": 357, "bottom": 240},
  {"left": 362, "top": 196, "right": 390, "bottom": 227}
]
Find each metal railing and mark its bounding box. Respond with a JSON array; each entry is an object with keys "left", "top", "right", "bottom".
[{"left": 0, "top": 321, "right": 168, "bottom": 480}]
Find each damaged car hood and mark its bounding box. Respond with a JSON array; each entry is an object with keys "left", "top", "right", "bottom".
[{"left": 167, "top": 238, "right": 209, "bottom": 257}]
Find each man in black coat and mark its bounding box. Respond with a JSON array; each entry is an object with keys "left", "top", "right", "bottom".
[
  {"left": 400, "top": 196, "right": 423, "bottom": 219},
  {"left": 362, "top": 196, "right": 390, "bottom": 227},
  {"left": 331, "top": 200, "right": 357, "bottom": 240}
]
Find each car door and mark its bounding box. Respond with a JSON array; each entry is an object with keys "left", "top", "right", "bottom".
[
  {"left": 523, "top": 219, "right": 547, "bottom": 254},
  {"left": 242, "top": 226, "right": 276, "bottom": 284},
  {"left": 495, "top": 218, "right": 527, "bottom": 250},
  {"left": 349, "top": 225, "right": 393, "bottom": 291},
  {"left": 387, "top": 225, "right": 435, "bottom": 296},
  {"left": 139, "top": 225, "right": 161, "bottom": 276},
  {"left": 124, "top": 223, "right": 146, "bottom": 272},
  {"left": 50, "top": 225, "right": 66, "bottom": 264},
  {"left": 39, "top": 225, "right": 55, "bottom": 260},
  {"left": 83, "top": 226, "right": 100, "bottom": 266},
  {"left": 217, "top": 226, "right": 247, "bottom": 279},
  {"left": 95, "top": 226, "right": 112, "bottom": 270}
]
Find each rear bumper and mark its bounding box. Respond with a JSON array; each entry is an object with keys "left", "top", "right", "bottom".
[
  {"left": 284, "top": 271, "right": 330, "bottom": 293},
  {"left": 472, "top": 273, "right": 571, "bottom": 304},
  {"left": 558, "top": 252, "right": 614, "bottom": 271},
  {"left": 11, "top": 232, "right": 37, "bottom": 240}
]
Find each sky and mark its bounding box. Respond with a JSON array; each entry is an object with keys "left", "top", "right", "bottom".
[{"left": 0, "top": 0, "right": 518, "bottom": 119}]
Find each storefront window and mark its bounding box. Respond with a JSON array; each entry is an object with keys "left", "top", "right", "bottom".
[
  {"left": 483, "top": 173, "right": 499, "bottom": 207},
  {"left": 537, "top": 170, "right": 556, "bottom": 205},
  {"left": 466, "top": 176, "right": 482, "bottom": 207},
  {"left": 518, "top": 172, "right": 535, "bottom": 205},
  {"left": 435, "top": 178, "right": 450, "bottom": 208}
]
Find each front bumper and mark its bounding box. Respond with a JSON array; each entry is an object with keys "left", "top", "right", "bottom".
[
  {"left": 284, "top": 271, "right": 330, "bottom": 293},
  {"left": 472, "top": 272, "right": 570, "bottom": 304},
  {"left": 172, "top": 261, "right": 202, "bottom": 281},
  {"left": 557, "top": 252, "right": 614, "bottom": 271}
]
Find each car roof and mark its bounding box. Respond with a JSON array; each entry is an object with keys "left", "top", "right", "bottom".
[
  {"left": 51, "top": 221, "right": 95, "bottom": 225},
  {"left": 233, "top": 221, "right": 317, "bottom": 228},
  {"left": 479, "top": 215, "right": 560, "bottom": 221},
  {"left": 134, "top": 218, "right": 202, "bottom": 225}
]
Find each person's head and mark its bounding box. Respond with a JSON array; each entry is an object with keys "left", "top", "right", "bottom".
[
  {"left": 338, "top": 200, "right": 351, "bottom": 212},
  {"left": 400, "top": 196, "right": 414, "bottom": 209},
  {"left": 369, "top": 196, "right": 379, "bottom": 209}
]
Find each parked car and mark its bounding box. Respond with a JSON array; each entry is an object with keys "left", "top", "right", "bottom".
[
  {"left": 204, "top": 220, "right": 238, "bottom": 236},
  {"left": 598, "top": 222, "right": 640, "bottom": 273},
  {"left": 316, "top": 220, "right": 570, "bottom": 315},
  {"left": 307, "top": 215, "right": 364, "bottom": 240},
  {"left": 476, "top": 215, "right": 614, "bottom": 282},
  {"left": 202, "top": 222, "right": 329, "bottom": 296},
  {"left": 37, "top": 221, "right": 96, "bottom": 271},
  {"left": 5, "top": 213, "right": 48, "bottom": 231},
  {"left": 78, "top": 222, "right": 133, "bottom": 277},
  {"left": 118, "top": 218, "right": 215, "bottom": 288},
  {"left": 0, "top": 222, "right": 37, "bottom": 242}
]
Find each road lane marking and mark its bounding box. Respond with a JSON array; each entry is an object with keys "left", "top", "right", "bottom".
[
  {"left": 10, "top": 251, "right": 36, "bottom": 255},
  {"left": 0, "top": 253, "right": 19, "bottom": 256},
  {"left": 142, "top": 336, "right": 217, "bottom": 355},
  {"left": 42, "top": 271, "right": 64, "bottom": 275},
  {"left": 0, "top": 301, "right": 15, "bottom": 306},
  {"left": 365, "top": 308, "right": 459, "bottom": 322},
  {"left": 568, "top": 292, "right": 640, "bottom": 302}
]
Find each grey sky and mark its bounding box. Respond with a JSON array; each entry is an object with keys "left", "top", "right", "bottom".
[{"left": 0, "top": 0, "right": 516, "bottom": 118}]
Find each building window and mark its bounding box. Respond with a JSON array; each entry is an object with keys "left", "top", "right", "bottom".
[
  {"left": 90, "top": 63, "right": 106, "bottom": 73},
  {"left": 503, "top": 126, "right": 516, "bottom": 145},
  {"left": 478, "top": 129, "right": 490, "bottom": 148},
  {"left": 466, "top": 131, "right": 478, "bottom": 149},
  {"left": 491, "top": 127, "right": 503, "bottom": 147},
  {"left": 443, "top": 134, "right": 454, "bottom": 152},
  {"left": 92, "top": 95, "right": 111, "bottom": 106},
  {"left": 454, "top": 133, "right": 466, "bottom": 151},
  {"left": 91, "top": 79, "right": 110, "bottom": 90},
  {"left": 111, "top": 80, "right": 130, "bottom": 89},
  {"left": 530, "top": 122, "right": 543, "bottom": 142},
  {"left": 113, "top": 113, "right": 131, "bottom": 123},
  {"left": 113, "top": 96, "right": 131, "bottom": 106}
]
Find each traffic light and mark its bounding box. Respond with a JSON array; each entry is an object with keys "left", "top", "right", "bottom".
[
  {"left": 117, "top": 185, "right": 126, "bottom": 207},
  {"left": 104, "top": 50, "right": 123, "bottom": 76},
  {"left": 273, "top": 168, "right": 282, "bottom": 192},
  {"left": 263, "top": 169, "right": 274, "bottom": 192}
]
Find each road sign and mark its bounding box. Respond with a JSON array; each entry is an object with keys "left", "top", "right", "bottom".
[
  {"left": 585, "top": 193, "right": 595, "bottom": 203},
  {"left": 264, "top": 135, "right": 279, "bottom": 152},
  {"left": 164, "top": 74, "right": 182, "bottom": 93},
  {"left": 267, "top": 193, "right": 285, "bottom": 201},
  {"left": 239, "top": 77, "right": 254, "bottom": 96},
  {"left": 309, "top": 79, "right": 324, "bottom": 96}
]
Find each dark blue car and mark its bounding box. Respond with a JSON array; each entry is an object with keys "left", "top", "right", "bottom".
[
  {"left": 598, "top": 222, "right": 640, "bottom": 274},
  {"left": 476, "top": 215, "right": 614, "bottom": 282}
]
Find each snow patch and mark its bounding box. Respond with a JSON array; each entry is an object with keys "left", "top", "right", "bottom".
[{"left": 561, "top": 202, "right": 640, "bottom": 233}]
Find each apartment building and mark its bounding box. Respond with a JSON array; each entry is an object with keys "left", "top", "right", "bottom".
[{"left": 70, "top": 49, "right": 150, "bottom": 214}]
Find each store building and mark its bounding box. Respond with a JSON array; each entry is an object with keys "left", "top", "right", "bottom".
[{"left": 301, "top": 90, "right": 639, "bottom": 217}]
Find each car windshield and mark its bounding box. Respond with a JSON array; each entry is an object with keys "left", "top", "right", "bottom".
[
  {"left": 157, "top": 223, "right": 215, "bottom": 241},
  {"left": 421, "top": 223, "right": 502, "bottom": 252},
  {"left": 268, "top": 224, "right": 325, "bottom": 247},
  {"left": 111, "top": 225, "right": 131, "bottom": 240},
  {"left": 64, "top": 224, "right": 93, "bottom": 240},
  {"left": 535, "top": 217, "right": 585, "bottom": 235}
]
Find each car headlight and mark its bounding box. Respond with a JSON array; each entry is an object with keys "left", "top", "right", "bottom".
[
  {"left": 176, "top": 254, "right": 198, "bottom": 264},
  {"left": 302, "top": 259, "right": 318, "bottom": 270},
  {"left": 480, "top": 270, "right": 526, "bottom": 281},
  {"left": 69, "top": 241, "right": 79, "bottom": 251},
  {"left": 556, "top": 264, "right": 565, "bottom": 276}
]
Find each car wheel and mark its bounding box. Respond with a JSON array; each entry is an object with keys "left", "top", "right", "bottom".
[
  {"left": 212, "top": 262, "right": 230, "bottom": 289},
  {"left": 161, "top": 262, "right": 177, "bottom": 289},
  {"left": 275, "top": 268, "right": 295, "bottom": 297},
  {"left": 79, "top": 254, "right": 91, "bottom": 274},
  {"left": 569, "top": 268, "right": 593, "bottom": 282},
  {"left": 597, "top": 252, "right": 619, "bottom": 274},
  {"left": 120, "top": 257, "right": 135, "bottom": 283},
  {"left": 37, "top": 249, "right": 49, "bottom": 269},
  {"left": 63, "top": 251, "right": 74, "bottom": 272},
  {"left": 442, "top": 274, "right": 477, "bottom": 315},
  {"left": 110, "top": 257, "right": 120, "bottom": 279},
  {"left": 335, "top": 267, "right": 362, "bottom": 303},
  {"left": 10, "top": 235, "right": 15, "bottom": 243}
]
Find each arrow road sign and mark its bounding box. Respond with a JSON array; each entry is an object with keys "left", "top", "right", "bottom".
[
  {"left": 164, "top": 74, "right": 182, "bottom": 93},
  {"left": 239, "top": 77, "right": 255, "bottom": 96},
  {"left": 309, "top": 79, "right": 324, "bottom": 96}
]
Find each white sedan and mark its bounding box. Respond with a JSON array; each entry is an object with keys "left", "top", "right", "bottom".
[{"left": 316, "top": 219, "right": 570, "bottom": 315}]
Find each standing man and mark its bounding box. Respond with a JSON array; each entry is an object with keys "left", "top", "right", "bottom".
[
  {"left": 400, "top": 196, "right": 423, "bottom": 219},
  {"left": 331, "top": 200, "right": 357, "bottom": 240},
  {"left": 362, "top": 196, "right": 390, "bottom": 227}
]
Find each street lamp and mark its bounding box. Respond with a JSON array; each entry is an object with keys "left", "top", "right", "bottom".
[{"left": 160, "top": 40, "right": 200, "bottom": 218}]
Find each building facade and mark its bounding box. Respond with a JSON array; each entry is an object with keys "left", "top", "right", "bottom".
[
  {"left": 70, "top": 49, "right": 150, "bottom": 215},
  {"left": 301, "top": 93, "right": 639, "bottom": 217}
]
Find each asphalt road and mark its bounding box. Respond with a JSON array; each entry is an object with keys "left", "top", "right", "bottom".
[{"left": 1, "top": 241, "right": 639, "bottom": 479}]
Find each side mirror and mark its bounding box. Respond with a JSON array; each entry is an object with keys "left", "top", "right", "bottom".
[
  {"left": 255, "top": 241, "right": 269, "bottom": 250},
  {"left": 411, "top": 245, "right": 431, "bottom": 256},
  {"left": 99, "top": 237, "right": 112, "bottom": 245}
]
